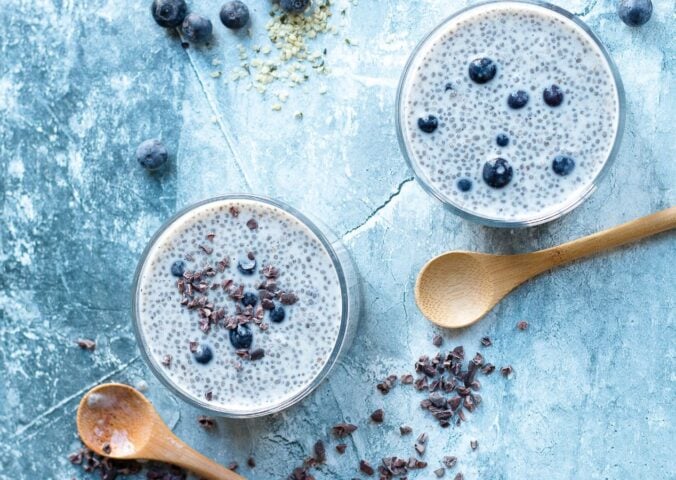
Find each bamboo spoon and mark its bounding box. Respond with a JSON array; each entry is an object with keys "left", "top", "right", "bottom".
[
  {"left": 77, "top": 383, "right": 244, "bottom": 480},
  {"left": 415, "top": 206, "right": 676, "bottom": 329}
]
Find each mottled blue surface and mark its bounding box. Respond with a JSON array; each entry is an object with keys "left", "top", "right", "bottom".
[{"left": 1, "top": 0, "right": 674, "bottom": 479}]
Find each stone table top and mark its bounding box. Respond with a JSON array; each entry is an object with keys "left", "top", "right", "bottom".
[{"left": 1, "top": 0, "right": 674, "bottom": 479}]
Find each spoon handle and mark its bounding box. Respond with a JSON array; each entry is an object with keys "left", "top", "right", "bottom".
[
  {"left": 534, "top": 206, "right": 676, "bottom": 272},
  {"left": 150, "top": 433, "right": 246, "bottom": 480}
]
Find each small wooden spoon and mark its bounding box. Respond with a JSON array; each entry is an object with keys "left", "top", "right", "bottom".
[
  {"left": 416, "top": 206, "right": 676, "bottom": 329},
  {"left": 77, "top": 383, "right": 244, "bottom": 480}
]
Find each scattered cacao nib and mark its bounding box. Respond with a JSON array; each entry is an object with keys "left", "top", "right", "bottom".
[
  {"left": 442, "top": 456, "right": 457, "bottom": 468},
  {"left": 359, "top": 460, "right": 375, "bottom": 476},
  {"left": 247, "top": 251, "right": 255, "bottom": 260},
  {"left": 287, "top": 466, "right": 315, "bottom": 480},
  {"left": 75, "top": 338, "right": 96, "bottom": 351},
  {"left": 517, "top": 320, "right": 529, "bottom": 330},
  {"left": 470, "top": 439, "right": 478, "bottom": 450},
  {"left": 454, "top": 474, "right": 464, "bottom": 480},
  {"left": 206, "top": 232, "right": 215, "bottom": 242},
  {"left": 313, "top": 440, "right": 326, "bottom": 463},
  {"left": 332, "top": 422, "right": 358, "bottom": 437},
  {"left": 500, "top": 365, "right": 513, "bottom": 377},
  {"left": 147, "top": 465, "right": 187, "bottom": 480},
  {"left": 377, "top": 374, "right": 398, "bottom": 394},
  {"left": 279, "top": 292, "right": 299, "bottom": 305},
  {"left": 399, "top": 425, "right": 412, "bottom": 435},
  {"left": 471, "top": 352, "right": 484, "bottom": 366},
  {"left": 432, "top": 334, "right": 443, "bottom": 347},
  {"left": 189, "top": 341, "right": 198, "bottom": 353},
  {"left": 481, "top": 363, "right": 495, "bottom": 374},
  {"left": 370, "top": 409, "right": 384, "bottom": 423},
  {"left": 262, "top": 265, "right": 280, "bottom": 278},
  {"left": 250, "top": 348, "right": 265, "bottom": 361},
  {"left": 199, "top": 244, "right": 214, "bottom": 255},
  {"left": 480, "top": 336, "right": 492, "bottom": 347},
  {"left": 400, "top": 374, "right": 414, "bottom": 384},
  {"left": 204, "top": 390, "right": 213, "bottom": 401},
  {"left": 414, "top": 442, "right": 426, "bottom": 455},
  {"left": 246, "top": 218, "right": 258, "bottom": 230},
  {"left": 102, "top": 443, "right": 111, "bottom": 455},
  {"left": 247, "top": 457, "right": 256, "bottom": 468},
  {"left": 227, "top": 462, "right": 238, "bottom": 471},
  {"left": 335, "top": 443, "right": 347, "bottom": 454},
  {"left": 229, "top": 206, "right": 240, "bottom": 217},
  {"left": 197, "top": 415, "right": 216, "bottom": 430},
  {"left": 68, "top": 449, "right": 84, "bottom": 465},
  {"left": 434, "top": 467, "right": 445, "bottom": 477}
]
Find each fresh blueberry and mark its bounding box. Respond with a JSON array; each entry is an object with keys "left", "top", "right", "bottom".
[
  {"left": 468, "top": 58, "right": 497, "bottom": 84},
  {"left": 482, "top": 158, "right": 513, "bottom": 189},
  {"left": 242, "top": 292, "right": 258, "bottom": 307},
  {"left": 507, "top": 90, "right": 529, "bottom": 109},
  {"left": 182, "top": 13, "right": 213, "bottom": 43},
  {"left": 417, "top": 115, "right": 438, "bottom": 134},
  {"left": 193, "top": 344, "right": 213, "bottom": 364},
  {"left": 151, "top": 0, "right": 187, "bottom": 28},
  {"left": 229, "top": 324, "right": 253, "bottom": 349},
  {"left": 457, "top": 178, "right": 472, "bottom": 192},
  {"left": 618, "top": 0, "right": 652, "bottom": 27},
  {"left": 269, "top": 305, "right": 286, "bottom": 323},
  {"left": 170, "top": 260, "right": 185, "bottom": 277},
  {"left": 496, "top": 133, "right": 509, "bottom": 147},
  {"left": 237, "top": 256, "right": 256, "bottom": 275},
  {"left": 552, "top": 155, "right": 575, "bottom": 176},
  {"left": 280, "top": 0, "right": 311, "bottom": 14},
  {"left": 136, "top": 139, "right": 168, "bottom": 170},
  {"left": 543, "top": 84, "right": 564, "bottom": 107},
  {"left": 220, "top": 1, "right": 250, "bottom": 29}
]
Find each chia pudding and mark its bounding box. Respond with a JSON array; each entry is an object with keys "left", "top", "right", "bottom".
[
  {"left": 133, "top": 196, "right": 358, "bottom": 416},
  {"left": 397, "top": 1, "right": 623, "bottom": 225}
]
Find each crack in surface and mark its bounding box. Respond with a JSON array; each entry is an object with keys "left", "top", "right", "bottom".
[
  {"left": 179, "top": 31, "right": 253, "bottom": 190},
  {"left": 342, "top": 177, "right": 415, "bottom": 240}
]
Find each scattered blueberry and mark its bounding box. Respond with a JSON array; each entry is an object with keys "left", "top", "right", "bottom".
[
  {"left": 543, "top": 84, "right": 564, "bottom": 107},
  {"left": 151, "top": 0, "right": 187, "bottom": 28},
  {"left": 280, "top": 0, "right": 311, "bottom": 14},
  {"left": 136, "top": 139, "right": 168, "bottom": 170},
  {"left": 507, "top": 90, "right": 529, "bottom": 109},
  {"left": 552, "top": 155, "right": 575, "bottom": 176},
  {"left": 468, "top": 58, "right": 497, "bottom": 84},
  {"left": 417, "top": 115, "right": 438, "bottom": 134},
  {"left": 229, "top": 324, "right": 253, "bottom": 349},
  {"left": 482, "top": 158, "right": 513, "bottom": 189},
  {"left": 242, "top": 292, "right": 258, "bottom": 307},
  {"left": 618, "top": 0, "right": 652, "bottom": 27},
  {"left": 269, "top": 305, "right": 286, "bottom": 323},
  {"left": 237, "top": 256, "right": 256, "bottom": 275},
  {"left": 170, "top": 260, "right": 185, "bottom": 277},
  {"left": 193, "top": 344, "right": 213, "bottom": 364},
  {"left": 457, "top": 178, "right": 472, "bottom": 192},
  {"left": 182, "top": 13, "right": 213, "bottom": 43},
  {"left": 496, "top": 133, "right": 509, "bottom": 147},
  {"left": 220, "top": 1, "right": 250, "bottom": 29}
]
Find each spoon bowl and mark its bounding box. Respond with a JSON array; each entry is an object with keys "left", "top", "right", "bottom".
[{"left": 415, "top": 207, "right": 676, "bottom": 328}]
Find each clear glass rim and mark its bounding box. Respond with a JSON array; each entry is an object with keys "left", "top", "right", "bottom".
[
  {"left": 131, "top": 194, "right": 352, "bottom": 418},
  {"left": 395, "top": 0, "right": 626, "bottom": 228}
]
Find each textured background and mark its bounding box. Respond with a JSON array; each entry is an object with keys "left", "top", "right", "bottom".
[{"left": 1, "top": 0, "right": 674, "bottom": 479}]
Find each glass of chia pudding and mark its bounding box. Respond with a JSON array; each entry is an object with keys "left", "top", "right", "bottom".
[
  {"left": 132, "top": 195, "right": 360, "bottom": 417},
  {"left": 396, "top": 0, "right": 625, "bottom": 227}
]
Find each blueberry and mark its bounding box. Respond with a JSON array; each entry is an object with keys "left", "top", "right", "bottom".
[
  {"left": 229, "top": 324, "right": 253, "bottom": 349},
  {"left": 496, "top": 133, "right": 509, "bottom": 147},
  {"left": 220, "top": 1, "right": 250, "bottom": 29},
  {"left": 170, "top": 260, "right": 185, "bottom": 277},
  {"left": 618, "top": 0, "right": 652, "bottom": 27},
  {"left": 417, "top": 115, "right": 438, "bottom": 134},
  {"left": 136, "top": 139, "right": 168, "bottom": 170},
  {"left": 468, "top": 58, "right": 497, "bottom": 84},
  {"left": 543, "top": 84, "right": 564, "bottom": 107},
  {"left": 193, "top": 344, "right": 213, "bottom": 364},
  {"left": 507, "top": 90, "right": 529, "bottom": 109},
  {"left": 182, "top": 13, "right": 213, "bottom": 43},
  {"left": 151, "top": 0, "right": 187, "bottom": 28},
  {"left": 269, "top": 305, "right": 286, "bottom": 323},
  {"left": 242, "top": 292, "right": 258, "bottom": 307},
  {"left": 457, "top": 178, "right": 472, "bottom": 192},
  {"left": 280, "top": 0, "right": 311, "bottom": 14},
  {"left": 482, "top": 158, "right": 513, "bottom": 189},
  {"left": 552, "top": 155, "right": 575, "bottom": 176},
  {"left": 237, "top": 256, "right": 256, "bottom": 275}
]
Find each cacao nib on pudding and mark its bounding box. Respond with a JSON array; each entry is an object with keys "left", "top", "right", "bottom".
[
  {"left": 398, "top": 1, "right": 622, "bottom": 224},
  {"left": 135, "top": 198, "right": 343, "bottom": 414}
]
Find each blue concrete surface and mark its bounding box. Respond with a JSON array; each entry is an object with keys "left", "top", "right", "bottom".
[{"left": 1, "top": 0, "right": 674, "bottom": 479}]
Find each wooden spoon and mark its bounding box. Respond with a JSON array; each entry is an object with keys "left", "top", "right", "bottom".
[
  {"left": 76, "top": 383, "right": 244, "bottom": 480},
  {"left": 415, "top": 206, "right": 676, "bottom": 329}
]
